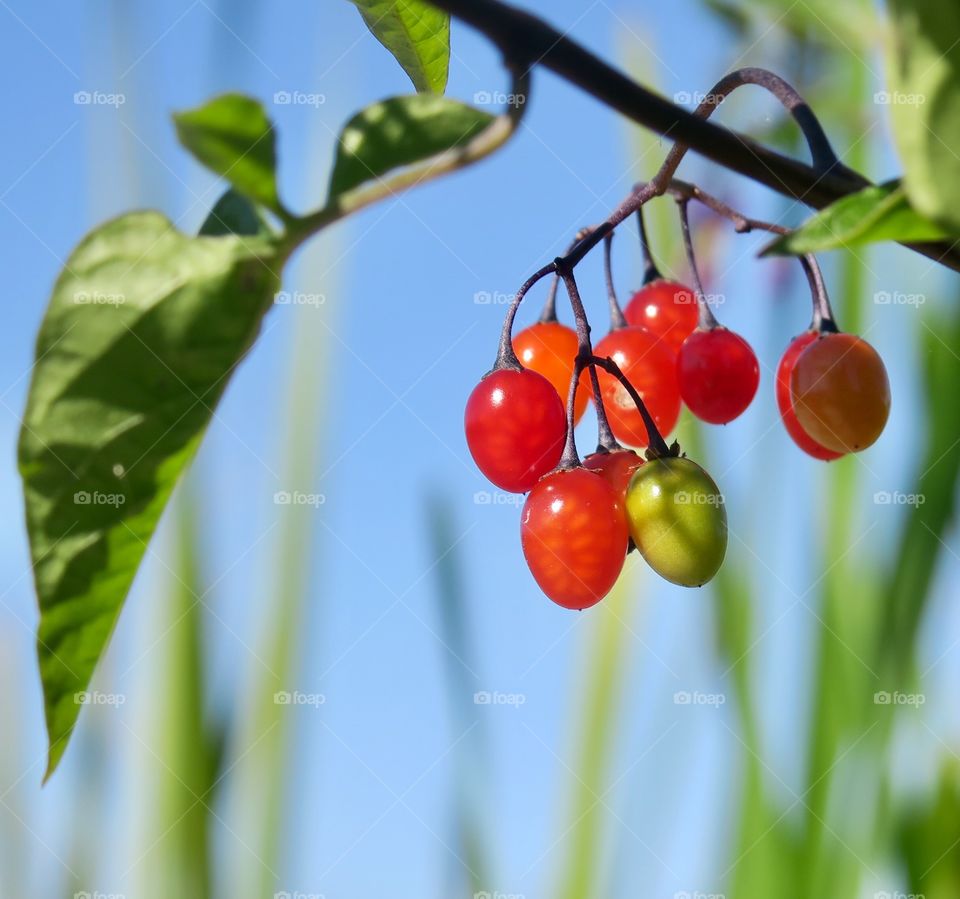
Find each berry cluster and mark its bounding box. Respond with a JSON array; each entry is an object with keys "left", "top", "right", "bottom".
[{"left": 465, "top": 193, "right": 890, "bottom": 610}]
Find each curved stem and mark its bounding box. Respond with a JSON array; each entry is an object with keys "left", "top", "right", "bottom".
[
  {"left": 603, "top": 232, "right": 628, "bottom": 329},
  {"left": 556, "top": 266, "right": 617, "bottom": 465},
  {"left": 493, "top": 261, "right": 557, "bottom": 370},
  {"left": 636, "top": 204, "right": 661, "bottom": 283},
  {"left": 800, "top": 254, "right": 839, "bottom": 332},
  {"left": 284, "top": 66, "right": 531, "bottom": 253},
  {"left": 590, "top": 355, "right": 672, "bottom": 458},
  {"left": 539, "top": 228, "right": 592, "bottom": 323},
  {"left": 676, "top": 199, "right": 718, "bottom": 330}
]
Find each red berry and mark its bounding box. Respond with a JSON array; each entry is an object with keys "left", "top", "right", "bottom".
[
  {"left": 512, "top": 321, "right": 587, "bottom": 424},
  {"left": 585, "top": 326, "right": 681, "bottom": 447},
  {"left": 776, "top": 331, "right": 843, "bottom": 460},
  {"left": 677, "top": 327, "right": 759, "bottom": 424},
  {"left": 582, "top": 449, "right": 643, "bottom": 504},
  {"left": 521, "top": 467, "right": 628, "bottom": 609},
  {"left": 624, "top": 279, "right": 699, "bottom": 354},
  {"left": 465, "top": 368, "right": 566, "bottom": 492}
]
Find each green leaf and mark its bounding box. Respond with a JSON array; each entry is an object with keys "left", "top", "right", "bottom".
[
  {"left": 174, "top": 94, "right": 282, "bottom": 214},
  {"left": 885, "top": 0, "right": 960, "bottom": 230},
  {"left": 762, "top": 182, "right": 951, "bottom": 255},
  {"left": 19, "top": 211, "right": 282, "bottom": 778},
  {"left": 347, "top": 0, "right": 450, "bottom": 94},
  {"left": 328, "top": 94, "right": 493, "bottom": 202}
]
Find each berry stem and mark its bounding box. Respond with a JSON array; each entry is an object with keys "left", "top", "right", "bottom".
[
  {"left": 800, "top": 253, "right": 839, "bottom": 333},
  {"left": 636, "top": 204, "right": 662, "bottom": 284},
  {"left": 494, "top": 261, "right": 558, "bottom": 371},
  {"left": 590, "top": 355, "right": 673, "bottom": 458},
  {"left": 603, "top": 232, "right": 628, "bottom": 329},
  {"left": 555, "top": 265, "right": 619, "bottom": 465},
  {"left": 539, "top": 228, "right": 592, "bottom": 323},
  {"left": 676, "top": 199, "right": 719, "bottom": 331}
]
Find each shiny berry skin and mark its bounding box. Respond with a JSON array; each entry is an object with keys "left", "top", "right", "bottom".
[
  {"left": 582, "top": 449, "right": 643, "bottom": 504},
  {"left": 625, "top": 456, "right": 727, "bottom": 587},
  {"left": 790, "top": 332, "right": 890, "bottom": 453},
  {"left": 776, "top": 331, "right": 843, "bottom": 460},
  {"left": 584, "top": 326, "right": 681, "bottom": 447},
  {"left": 521, "top": 467, "right": 628, "bottom": 609},
  {"left": 624, "top": 279, "right": 699, "bottom": 354},
  {"left": 677, "top": 327, "right": 760, "bottom": 424},
  {"left": 512, "top": 321, "right": 587, "bottom": 423},
  {"left": 465, "top": 368, "right": 566, "bottom": 492}
]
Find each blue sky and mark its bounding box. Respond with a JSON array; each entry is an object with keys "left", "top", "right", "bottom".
[{"left": 1, "top": 1, "right": 958, "bottom": 896}]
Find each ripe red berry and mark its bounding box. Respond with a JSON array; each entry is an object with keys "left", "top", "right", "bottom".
[
  {"left": 521, "top": 467, "right": 628, "bottom": 609},
  {"left": 776, "top": 331, "right": 843, "bottom": 460},
  {"left": 677, "top": 327, "right": 760, "bottom": 425},
  {"left": 512, "top": 321, "right": 587, "bottom": 424},
  {"left": 790, "top": 332, "right": 890, "bottom": 453},
  {"left": 465, "top": 368, "right": 566, "bottom": 492},
  {"left": 582, "top": 448, "right": 643, "bottom": 504},
  {"left": 585, "top": 326, "right": 681, "bottom": 447},
  {"left": 624, "top": 279, "right": 699, "bottom": 354}
]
